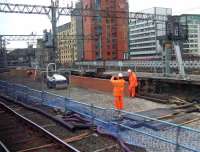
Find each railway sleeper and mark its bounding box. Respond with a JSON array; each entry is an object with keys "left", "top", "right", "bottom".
[{"left": 0, "top": 101, "right": 81, "bottom": 152}]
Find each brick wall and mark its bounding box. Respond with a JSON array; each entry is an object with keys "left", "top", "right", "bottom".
[
  {"left": 70, "top": 75, "right": 129, "bottom": 96},
  {"left": 9, "top": 69, "right": 27, "bottom": 77},
  {"left": 9, "top": 69, "right": 38, "bottom": 80},
  {"left": 82, "top": 0, "right": 128, "bottom": 60}
]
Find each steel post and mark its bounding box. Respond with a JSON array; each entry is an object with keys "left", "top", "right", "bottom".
[{"left": 51, "top": 0, "right": 58, "bottom": 63}]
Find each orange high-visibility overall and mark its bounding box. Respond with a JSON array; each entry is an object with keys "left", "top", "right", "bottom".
[
  {"left": 111, "top": 79, "right": 125, "bottom": 110},
  {"left": 129, "top": 72, "right": 138, "bottom": 97}
]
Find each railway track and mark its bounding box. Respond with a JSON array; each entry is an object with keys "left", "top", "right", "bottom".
[
  {"left": 0, "top": 99, "right": 80, "bottom": 152},
  {"left": 0, "top": 96, "right": 139, "bottom": 152}
]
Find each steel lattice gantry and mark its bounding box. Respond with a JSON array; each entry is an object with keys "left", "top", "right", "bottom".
[
  {"left": 0, "top": 35, "right": 43, "bottom": 41},
  {"left": 0, "top": 2, "right": 168, "bottom": 21},
  {"left": 0, "top": 34, "right": 97, "bottom": 41}
]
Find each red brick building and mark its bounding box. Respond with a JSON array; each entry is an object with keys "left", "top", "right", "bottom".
[{"left": 83, "top": 0, "right": 129, "bottom": 60}]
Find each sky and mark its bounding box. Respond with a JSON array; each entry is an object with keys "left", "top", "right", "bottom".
[{"left": 0, "top": 0, "right": 200, "bottom": 49}]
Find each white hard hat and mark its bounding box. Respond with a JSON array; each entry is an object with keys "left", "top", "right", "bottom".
[
  {"left": 118, "top": 73, "right": 123, "bottom": 78},
  {"left": 127, "top": 69, "right": 132, "bottom": 73}
]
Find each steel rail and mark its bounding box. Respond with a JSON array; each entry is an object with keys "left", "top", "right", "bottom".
[
  {"left": 0, "top": 100, "right": 80, "bottom": 152},
  {"left": 0, "top": 141, "right": 10, "bottom": 152}
]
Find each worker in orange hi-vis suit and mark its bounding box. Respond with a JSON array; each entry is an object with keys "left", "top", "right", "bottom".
[
  {"left": 127, "top": 69, "right": 138, "bottom": 97},
  {"left": 110, "top": 73, "right": 125, "bottom": 110}
]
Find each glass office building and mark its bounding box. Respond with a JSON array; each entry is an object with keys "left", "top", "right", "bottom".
[
  {"left": 180, "top": 15, "right": 200, "bottom": 55},
  {"left": 129, "top": 7, "right": 172, "bottom": 59}
]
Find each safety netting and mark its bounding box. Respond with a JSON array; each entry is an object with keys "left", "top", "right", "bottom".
[{"left": 0, "top": 80, "right": 200, "bottom": 152}]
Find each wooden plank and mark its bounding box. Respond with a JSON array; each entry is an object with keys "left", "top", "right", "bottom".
[
  {"left": 136, "top": 108, "right": 175, "bottom": 118},
  {"left": 94, "top": 144, "right": 118, "bottom": 152},
  {"left": 170, "top": 114, "right": 199, "bottom": 125},
  {"left": 17, "top": 132, "right": 90, "bottom": 152},
  {"left": 17, "top": 143, "right": 56, "bottom": 152},
  {"left": 63, "top": 132, "right": 90, "bottom": 143}
]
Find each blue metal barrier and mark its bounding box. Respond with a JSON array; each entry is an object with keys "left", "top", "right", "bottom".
[{"left": 0, "top": 80, "right": 200, "bottom": 152}]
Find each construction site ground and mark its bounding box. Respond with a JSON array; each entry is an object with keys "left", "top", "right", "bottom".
[
  {"left": 0, "top": 73, "right": 167, "bottom": 112},
  {"left": 0, "top": 72, "right": 200, "bottom": 130}
]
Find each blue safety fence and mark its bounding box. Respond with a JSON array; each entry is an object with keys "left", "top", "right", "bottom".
[{"left": 0, "top": 80, "right": 200, "bottom": 152}]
